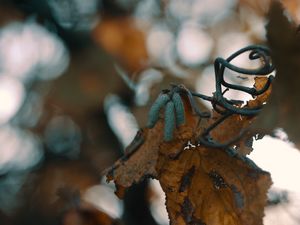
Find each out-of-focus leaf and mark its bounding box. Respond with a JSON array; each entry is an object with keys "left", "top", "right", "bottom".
[
  {"left": 106, "top": 79, "right": 272, "bottom": 225},
  {"left": 93, "top": 17, "right": 148, "bottom": 72},
  {"left": 238, "top": 0, "right": 300, "bottom": 21},
  {"left": 254, "top": 1, "right": 300, "bottom": 147},
  {"left": 10, "top": 160, "right": 102, "bottom": 225}
]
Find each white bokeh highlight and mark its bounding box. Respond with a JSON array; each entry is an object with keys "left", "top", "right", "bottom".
[
  {"left": 0, "top": 21, "right": 69, "bottom": 81},
  {"left": 147, "top": 24, "right": 174, "bottom": 63},
  {"left": 250, "top": 135, "right": 300, "bottom": 225},
  {"left": 0, "top": 76, "right": 25, "bottom": 125},
  {"left": 168, "top": 0, "right": 236, "bottom": 25},
  {"left": 0, "top": 125, "right": 43, "bottom": 174},
  {"left": 149, "top": 179, "right": 169, "bottom": 225},
  {"left": 104, "top": 94, "right": 139, "bottom": 149},
  {"left": 176, "top": 23, "right": 213, "bottom": 65},
  {"left": 84, "top": 184, "right": 123, "bottom": 219},
  {"left": 251, "top": 136, "right": 300, "bottom": 192}
]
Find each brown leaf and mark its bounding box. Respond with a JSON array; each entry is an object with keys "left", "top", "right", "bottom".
[
  {"left": 253, "top": 1, "right": 300, "bottom": 147},
  {"left": 105, "top": 127, "right": 159, "bottom": 198},
  {"left": 157, "top": 147, "right": 271, "bottom": 225},
  {"left": 105, "top": 96, "right": 199, "bottom": 197},
  {"left": 209, "top": 77, "right": 271, "bottom": 156},
  {"left": 106, "top": 80, "right": 272, "bottom": 225}
]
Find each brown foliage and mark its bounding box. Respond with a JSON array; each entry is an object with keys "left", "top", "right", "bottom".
[
  {"left": 209, "top": 77, "right": 272, "bottom": 156},
  {"left": 106, "top": 79, "right": 272, "bottom": 225},
  {"left": 93, "top": 17, "right": 148, "bottom": 72}
]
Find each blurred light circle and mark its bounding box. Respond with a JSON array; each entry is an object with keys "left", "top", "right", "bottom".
[
  {"left": 264, "top": 188, "right": 300, "bottom": 225},
  {"left": 48, "top": 0, "right": 99, "bottom": 31},
  {"left": 251, "top": 136, "right": 300, "bottom": 192},
  {"left": 0, "top": 76, "right": 25, "bottom": 125},
  {"left": 12, "top": 92, "right": 43, "bottom": 128},
  {"left": 216, "top": 32, "right": 252, "bottom": 67},
  {"left": 167, "top": 0, "right": 191, "bottom": 21},
  {"left": 0, "top": 126, "right": 43, "bottom": 174},
  {"left": 44, "top": 116, "right": 81, "bottom": 159},
  {"left": 104, "top": 95, "right": 139, "bottom": 149},
  {"left": 192, "top": 0, "right": 236, "bottom": 25},
  {"left": 0, "top": 21, "right": 69, "bottom": 82},
  {"left": 195, "top": 66, "right": 215, "bottom": 109},
  {"left": 135, "top": 69, "right": 163, "bottom": 106},
  {"left": 134, "top": 0, "right": 161, "bottom": 21},
  {"left": 176, "top": 24, "right": 213, "bottom": 65},
  {"left": 250, "top": 136, "right": 300, "bottom": 224},
  {"left": 168, "top": 0, "right": 236, "bottom": 25},
  {"left": 146, "top": 24, "right": 174, "bottom": 62}
]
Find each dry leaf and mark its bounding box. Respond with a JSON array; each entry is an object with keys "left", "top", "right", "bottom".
[
  {"left": 106, "top": 79, "right": 272, "bottom": 225},
  {"left": 106, "top": 96, "right": 197, "bottom": 198},
  {"left": 209, "top": 77, "right": 271, "bottom": 156},
  {"left": 157, "top": 146, "right": 271, "bottom": 225}
]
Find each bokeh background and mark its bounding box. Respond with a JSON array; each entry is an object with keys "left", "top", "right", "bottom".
[{"left": 1, "top": 0, "right": 300, "bottom": 225}]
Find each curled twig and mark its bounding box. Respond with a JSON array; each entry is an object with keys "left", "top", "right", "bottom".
[{"left": 147, "top": 45, "right": 274, "bottom": 148}]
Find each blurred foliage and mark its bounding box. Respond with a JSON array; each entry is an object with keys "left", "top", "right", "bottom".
[{"left": 0, "top": 1, "right": 300, "bottom": 225}]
